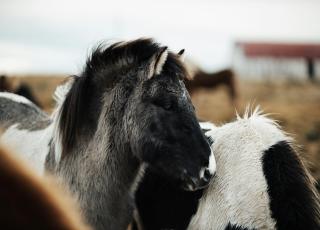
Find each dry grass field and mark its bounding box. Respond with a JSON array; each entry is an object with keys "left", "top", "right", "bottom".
[{"left": 6, "top": 76, "right": 320, "bottom": 181}]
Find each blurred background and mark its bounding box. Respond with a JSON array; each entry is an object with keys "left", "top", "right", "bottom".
[{"left": 1, "top": 0, "right": 320, "bottom": 185}]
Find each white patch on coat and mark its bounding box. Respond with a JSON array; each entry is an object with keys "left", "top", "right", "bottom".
[
  {"left": 0, "top": 92, "right": 32, "bottom": 105},
  {"left": 188, "top": 108, "right": 288, "bottom": 230},
  {"left": 0, "top": 123, "right": 54, "bottom": 175}
]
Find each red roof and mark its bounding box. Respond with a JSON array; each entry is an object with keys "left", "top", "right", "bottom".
[{"left": 237, "top": 42, "right": 320, "bottom": 58}]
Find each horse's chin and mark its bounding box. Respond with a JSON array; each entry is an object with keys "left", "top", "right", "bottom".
[
  {"left": 181, "top": 183, "right": 208, "bottom": 192},
  {"left": 181, "top": 173, "right": 215, "bottom": 191}
]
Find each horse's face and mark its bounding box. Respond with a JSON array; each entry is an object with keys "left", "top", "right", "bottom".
[
  {"left": 59, "top": 39, "right": 215, "bottom": 191},
  {"left": 125, "top": 47, "right": 215, "bottom": 191}
]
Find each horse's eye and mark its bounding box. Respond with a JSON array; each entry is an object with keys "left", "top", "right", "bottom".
[
  {"left": 163, "top": 101, "right": 172, "bottom": 110},
  {"left": 153, "top": 98, "right": 172, "bottom": 110}
]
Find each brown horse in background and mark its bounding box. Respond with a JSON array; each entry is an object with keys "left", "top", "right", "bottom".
[
  {"left": 184, "top": 69, "right": 238, "bottom": 106},
  {"left": 0, "top": 75, "right": 12, "bottom": 92},
  {"left": 0, "top": 75, "right": 41, "bottom": 107}
]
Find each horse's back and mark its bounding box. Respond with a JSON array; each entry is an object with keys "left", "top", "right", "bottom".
[
  {"left": 0, "top": 92, "right": 52, "bottom": 174},
  {"left": 0, "top": 92, "right": 49, "bottom": 130},
  {"left": 185, "top": 111, "right": 320, "bottom": 230}
]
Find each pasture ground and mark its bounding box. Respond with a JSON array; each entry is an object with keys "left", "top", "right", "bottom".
[{"left": 7, "top": 76, "right": 320, "bottom": 181}]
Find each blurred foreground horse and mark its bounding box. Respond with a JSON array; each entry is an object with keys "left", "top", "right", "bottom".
[
  {"left": 0, "top": 145, "right": 90, "bottom": 230},
  {"left": 135, "top": 108, "right": 320, "bottom": 230},
  {"left": 0, "top": 39, "right": 215, "bottom": 230}
]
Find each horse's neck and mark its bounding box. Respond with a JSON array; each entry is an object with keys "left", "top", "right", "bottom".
[{"left": 56, "top": 125, "right": 141, "bottom": 230}]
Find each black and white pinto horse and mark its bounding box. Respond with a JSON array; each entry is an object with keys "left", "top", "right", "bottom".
[
  {"left": 0, "top": 39, "right": 215, "bottom": 230},
  {"left": 135, "top": 108, "right": 320, "bottom": 230}
]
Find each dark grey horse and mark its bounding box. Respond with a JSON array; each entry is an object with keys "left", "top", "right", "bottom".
[{"left": 0, "top": 39, "right": 215, "bottom": 230}]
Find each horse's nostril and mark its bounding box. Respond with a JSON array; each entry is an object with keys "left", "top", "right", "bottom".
[{"left": 203, "top": 168, "right": 213, "bottom": 182}]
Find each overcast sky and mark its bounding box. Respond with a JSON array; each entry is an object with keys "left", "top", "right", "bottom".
[{"left": 1, "top": 0, "right": 320, "bottom": 74}]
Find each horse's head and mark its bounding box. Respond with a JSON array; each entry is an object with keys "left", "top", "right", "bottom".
[
  {"left": 58, "top": 39, "right": 215, "bottom": 191},
  {"left": 119, "top": 39, "right": 215, "bottom": 190}
]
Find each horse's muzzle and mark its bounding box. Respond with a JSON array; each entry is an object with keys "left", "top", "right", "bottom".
[{"left": 183, "top": 169, "right": 215, "bottom": 191}]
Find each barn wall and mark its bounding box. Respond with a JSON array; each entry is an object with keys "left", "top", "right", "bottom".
[{"left": 233, "top": 46, "right": 320, "bottom": 82}]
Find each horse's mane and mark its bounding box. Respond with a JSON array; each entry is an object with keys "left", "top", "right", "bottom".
[
  {"left": 55, "top": 38, "right": 188, "bottom": 159},
  {"left": 0, "top": 145, "right": 90, "bottom": 230},
  {"left": 84, "top": 38, "right": 158, "bottom": 82}
]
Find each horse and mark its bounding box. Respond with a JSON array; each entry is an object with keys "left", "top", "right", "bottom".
[
  {"left": 0, "top": 38, "right": 215, "bottom": 230},
  {"left": 134, "top": 108, "right": 320, "bottom": 230},
  {"left": 0, "top": 144, "right": 91, "bottom": 230},
  {"left": 0, "top": 75, "right": 12, "bottom": 91},
  {"left": 184, "top": 69, "right": 237, "bottom": 106}
]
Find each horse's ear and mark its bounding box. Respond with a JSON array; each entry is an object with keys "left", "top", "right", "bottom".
[
  {"left": 147, "top": 47, "right": 168, "bottom": 79},
  {"left": 177, "top": 49, "right": 185, "bottom": 62}
]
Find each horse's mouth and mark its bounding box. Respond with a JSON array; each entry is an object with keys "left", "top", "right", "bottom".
[{"left": 182, "top": 172, "right": 216, "bottom": 191}]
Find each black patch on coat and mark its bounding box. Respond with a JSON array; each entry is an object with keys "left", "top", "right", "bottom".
[
  {"left": 262, "top": 140, "right": 320, "bottom": 230},
  {"left": 135, "top": 167, "right": 204, "bottom": 230},
  {"left": 225, "top": 223, "right": 255, "bottom": 230}
]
